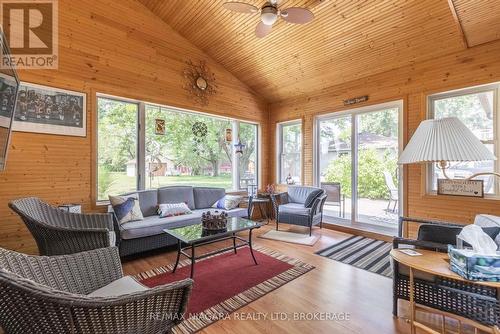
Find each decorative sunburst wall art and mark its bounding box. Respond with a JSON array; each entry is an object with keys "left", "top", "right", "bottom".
[{"left": 183, "top": 60, "right": 217, "bottom": 106}]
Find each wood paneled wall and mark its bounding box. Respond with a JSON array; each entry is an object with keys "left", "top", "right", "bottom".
[
  {"left": 269, "top": 39, "right": 500, "bottom": 227},
  {"left": 0, "top": 0, "right": 269, "bottom": 254}
]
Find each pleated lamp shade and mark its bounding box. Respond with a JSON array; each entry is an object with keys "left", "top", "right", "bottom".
[{"left": 398, "top": 117, "right": 496, "bottom": 164}]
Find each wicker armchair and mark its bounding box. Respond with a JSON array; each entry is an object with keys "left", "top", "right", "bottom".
[
  {"left": 0, "top": 246, "right": 193, "bottom": 334},
  {"left": 393, "top": 217, "right": 500, "bottom": 327},
  {"left": 9, "top": 197, "right": 116, "bottom": 256},
  {"left": 271, "top": 186, "right": 327, "bottom": 236}
]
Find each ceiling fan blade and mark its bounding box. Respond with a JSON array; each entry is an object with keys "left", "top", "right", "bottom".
[
  {"left": 223, "top": 2, "right": 259, "bottom": 14},
  {"left": 281, "top": 7, "right": 314, "bottom": 24},
  {"left": 255, "top": 21, "right": 273, "bottom": 38}
]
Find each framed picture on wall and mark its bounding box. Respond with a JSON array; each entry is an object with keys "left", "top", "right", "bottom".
[{"left": 13, "top": 82, "right": 86, "bottom": 137}]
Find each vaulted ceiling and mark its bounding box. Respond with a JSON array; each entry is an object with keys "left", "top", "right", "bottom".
[{"left": 138, "top": 0, "right": 500, "bottom": 103}]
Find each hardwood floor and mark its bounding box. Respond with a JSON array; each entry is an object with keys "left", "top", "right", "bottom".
[{"left": 122, "top": 223, "right": 413, "bottom": 333}]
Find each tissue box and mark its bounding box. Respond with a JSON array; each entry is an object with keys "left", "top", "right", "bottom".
[{"left": 448, "top": 245, "right": 500, "bottom": 282}]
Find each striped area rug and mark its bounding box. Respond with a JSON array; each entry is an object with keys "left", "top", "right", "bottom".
[{"left": 316, "top": 235, "right": 392, "bottom": 277}]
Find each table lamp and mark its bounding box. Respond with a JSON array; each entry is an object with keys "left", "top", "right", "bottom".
[{"left": 398, "top": 117, "right": 499, "bottom": 180}]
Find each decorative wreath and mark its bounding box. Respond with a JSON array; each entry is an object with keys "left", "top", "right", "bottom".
[
  {"left": 183, "top": 60, "right": 217, "bottom": 106},
  {"left": 192, "top": 121, "right": 208, "bottom": 138}
]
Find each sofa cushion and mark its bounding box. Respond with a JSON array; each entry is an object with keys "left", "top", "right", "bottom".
[
  {"left": 120, "top": 214, "right": 202, "bottom": 240},
  {"left": 288, "top": 186, "right": 321, "bottom": 204},
  {"left": 226, "top": 208, "right": 248, "bottom": 218},
  {"left": 88, "top": 276, "right": 148, "bottom": 297},
  {"left": 135, "top": 190, "right": 158, "bottom": 217},
  {"left": 193, "top": 187, "right": 225, "bottom": 209},
  {"left": 204, "top": 208, "right": 248, "bottom": 218},
  {"left": 279, "top": 203, "right": 310, "bottom": 216},
  {"left": 158, "top": 186, "right": 195, "bottom": 210},
  {"left": 119, "top": 208, "right": 249, "bottom": 239}
]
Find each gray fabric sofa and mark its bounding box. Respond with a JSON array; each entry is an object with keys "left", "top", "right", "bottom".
[
  {"left": 271, "top": 185, "right": 327, "bottom": 236},
  {"left": 112, "top": 186, "right": 247, "bottom": 257}
]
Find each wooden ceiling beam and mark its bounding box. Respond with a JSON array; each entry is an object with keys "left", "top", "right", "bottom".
[{"left": 446, "top": 0, "right": 469, "bottom": 49}]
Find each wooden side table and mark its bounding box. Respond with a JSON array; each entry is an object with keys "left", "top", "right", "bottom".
[
  {"left": 247, "top": 196, "right": 271, "bottom": 224},
  {"left": 390, "top": 249, "right": 500, "bottom": 334}
]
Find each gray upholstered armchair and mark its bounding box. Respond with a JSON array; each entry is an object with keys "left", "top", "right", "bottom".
[
  {"left": 271, "top": 186, "right": 327, "bottom": 236},
  {"left": 0, "top": 246, "right": 193, "bottom": 334},
  {"left": 9, "top": 197, "right": 116, "bottom": 256}
]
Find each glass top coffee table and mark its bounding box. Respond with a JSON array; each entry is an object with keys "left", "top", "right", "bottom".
[{"left": 164, "top": 217, "right": 262, "bottom": 278}]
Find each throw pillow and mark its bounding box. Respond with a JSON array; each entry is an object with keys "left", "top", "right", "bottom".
[
  {"left": 304, "top": 189, "right": 324, "bottom": 208},
  {"left": 109, "top": 194, "right": 144, "bottom": 224},
  {"left": 158, "top": 203, "right": 192, "bottom": 218},
  {"left": 212, "top": 195, "right": 243, "bottom": 210}
]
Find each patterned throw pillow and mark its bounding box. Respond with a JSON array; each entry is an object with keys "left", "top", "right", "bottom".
[
  {"left": 109, "top": 194, "right": 144, "bottom": 224},
  {"left": 158, "top": 203, "right": 192, "bottom": 218},
  {"left": 212, "top": 195, "right": 243, "bottom": 210}
]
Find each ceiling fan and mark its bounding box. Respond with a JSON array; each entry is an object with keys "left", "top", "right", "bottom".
[{"left": 222, "top": 0, "right": 315, "bottom": 38}]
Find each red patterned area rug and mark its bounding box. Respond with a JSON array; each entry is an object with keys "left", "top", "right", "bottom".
[{"left": 135, "top": 246, "right": 314, "bottom": 333}]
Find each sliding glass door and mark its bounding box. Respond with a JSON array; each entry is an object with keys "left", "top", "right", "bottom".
[
  {"left": 316, "top": 102, "right": 402, "bottom": 235},
  {"left": 318, "top": 116, "right": 352, "bottom": 220}
]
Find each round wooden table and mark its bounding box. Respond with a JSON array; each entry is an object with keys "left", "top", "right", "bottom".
[{"left": 390, "top": 249, "right": 500, "bottom": 334}]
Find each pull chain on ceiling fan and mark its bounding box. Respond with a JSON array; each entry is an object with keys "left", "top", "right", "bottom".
[{"left": 222, "top": 0, "right": 315, "bottom": 38}]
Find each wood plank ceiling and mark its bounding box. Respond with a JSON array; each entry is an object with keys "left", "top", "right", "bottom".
[
  {"left": 138, "top": 0, "right": 500, "bottom": 103},
  {"left": 452, "top": 0, "right": 500, "bottom": 47}
]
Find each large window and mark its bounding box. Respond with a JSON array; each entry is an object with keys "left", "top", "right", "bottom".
[
  {"left": 97, "top": 97, "right": 138, "bottom": 200},
  {"left": 428, "top": 84, "right": 499, "bottom": 195},
  {"left": 238, "top": 122, "right": 258, "bottom": 189},
  {"left": 97, "top": 95, "right": 259, "bottom": 201},
  {"left": 277, "top": 120, "right": 302, "bottom": 184}
]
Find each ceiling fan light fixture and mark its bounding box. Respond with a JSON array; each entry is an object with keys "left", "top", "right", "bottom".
[{"left": 261, "top": 5, "right": 278, "bottom": 25}]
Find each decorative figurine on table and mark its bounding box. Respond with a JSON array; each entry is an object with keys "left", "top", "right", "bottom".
[
  {"left": 201, "top": 211, "right": 228, "bottom": 235},
  {"left": 286, "top": 174, "right": 295, "bottom": 185}
]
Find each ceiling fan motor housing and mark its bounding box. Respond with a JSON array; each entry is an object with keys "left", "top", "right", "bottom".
[{"left": 261, "top": 4, "right": 278, "bottom": 25}]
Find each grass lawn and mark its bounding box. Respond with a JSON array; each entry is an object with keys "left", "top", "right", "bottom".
[{"left": 100, "top": 172, "right": 232, "bottom": 199}]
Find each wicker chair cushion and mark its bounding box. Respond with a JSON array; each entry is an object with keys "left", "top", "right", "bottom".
[
  {"left": 279, "top": 203, "right": 310, "bottom": 216},
  {"left": 288, "top": 186, "right": 322, "bottom": 204},
  {"left": 88, "top": 276, "right": 148, "bottom": 297},
  {"left": 109, "top": 232, "right": 116, "bottom": 246},
  {"left": 418, "top": 224, "right": 500, "bottom": 248},
  {"left": 417, "top": 224, "right": 463, "bottom": 245}
]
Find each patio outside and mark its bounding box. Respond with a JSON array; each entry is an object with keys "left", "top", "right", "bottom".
[
  {"left": 323, "top": 198, "right": 398, "bottom": 232},
  {"left": 318, "top": 108, "right": 400, "bottom": 234}
]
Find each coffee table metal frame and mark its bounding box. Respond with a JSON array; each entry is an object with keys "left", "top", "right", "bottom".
[{"left": 164, "top": 222, "right": 261, "bottom": 278}]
